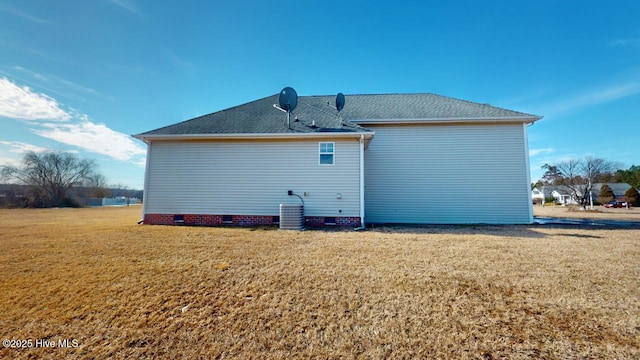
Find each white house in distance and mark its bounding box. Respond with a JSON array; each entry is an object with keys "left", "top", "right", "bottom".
[
  {"left": 531, "top": 185, "right": 573, "bottom": 205},
  {"left": 133, "top": 91, "right": 542, "bottom": 227},
  {"left": 532, "top": 183, "right": 635, "bottom": 206}
]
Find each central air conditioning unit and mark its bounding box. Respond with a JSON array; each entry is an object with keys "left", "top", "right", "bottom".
[{"left": 279, "top": 204, "right": 304, "bottom": 230}]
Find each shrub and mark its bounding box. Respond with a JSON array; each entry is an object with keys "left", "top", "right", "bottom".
[
  {"left": 623, "top": 187, "right": 639, "bottom": 206},
  {"left": 597, "top": 184, "right": 614, "bottom": 205}
]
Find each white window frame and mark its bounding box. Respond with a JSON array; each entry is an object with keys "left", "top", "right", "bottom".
[{"left": 318, "top": 142, "right": 335, "bottom": 166}]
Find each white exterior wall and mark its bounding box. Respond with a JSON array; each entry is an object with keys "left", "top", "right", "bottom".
[
  {"left": 144, "top": 138, "right": 360, "bottom": 217},
  {"left": 364, "top": 123, "right": 532, "bottom": 224},
  {"left": 531, "top": 189, "right": 543, "bottom": 202}
]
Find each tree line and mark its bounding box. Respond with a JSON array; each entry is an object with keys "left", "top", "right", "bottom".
[
  {"left": 532, "top": 156, "right": 640, "bottom": 208},
  {"left": 1, "top": 151, "right": 142, "bottom": 208}
]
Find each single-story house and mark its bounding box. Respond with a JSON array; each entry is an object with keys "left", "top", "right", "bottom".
[
  {"left": 133, "top": 92, "right": 542, "bottom": 227},
  {"left": 531, "top": 185, "right": 573, "bottom": 205},
  {"left": 531, "top": 186, "right": 550, "bottom": 204},
  {"left": 532, "top": 183, "right": 635, "bottom": 206},
  {"left": 592, "top": 183, "right": 634, "bottom": 202}
]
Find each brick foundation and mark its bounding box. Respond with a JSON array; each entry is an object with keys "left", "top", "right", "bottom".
[
  {"left": 304, "top": 216, "right": 361, "bottom": 227},
  {"left": 144, "top": 213, "right": 361, "bottom": 228}
]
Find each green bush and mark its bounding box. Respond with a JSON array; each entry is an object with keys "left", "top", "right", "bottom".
[
  {"left": 597, "top": 185, "right": 614, "bottom": 205},
  {"left": 624, "top": 187, "right": 639, "bottom": 206}
]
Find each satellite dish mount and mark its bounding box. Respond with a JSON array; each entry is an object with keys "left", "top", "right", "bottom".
[{"left": 327, "top": 92, "right": 346, "bottom": 127}]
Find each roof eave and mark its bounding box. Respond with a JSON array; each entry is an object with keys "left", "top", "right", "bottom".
[
  {"left": 132, "top": 131, "right": 375, "bottom": 143},
  {"left": 351, "top": 116, "right": 542, "bottom": 125}
]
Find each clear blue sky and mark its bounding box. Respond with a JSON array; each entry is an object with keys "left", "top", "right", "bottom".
[{"left": 1, "top": 1, "right": 638, "bottom": 189}]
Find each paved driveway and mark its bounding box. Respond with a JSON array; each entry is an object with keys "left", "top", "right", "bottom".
[{"left": 534, "top": 216, "right": 640, "bottom": 228}]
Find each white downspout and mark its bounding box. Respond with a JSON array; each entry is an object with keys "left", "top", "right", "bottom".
[
  {"left": 523, "top": 124, "right": 534, "bottom": 224},
  {"left": 358, "top": 134, "right": 366, "bottom": 229},
  {"left": 139, "top": 141, "right": 152, "bottom": 224}
]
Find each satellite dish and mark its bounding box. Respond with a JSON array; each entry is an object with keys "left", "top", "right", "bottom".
[
  {"left": 335, "top": 92, "right": 345, "bottom": 112},
  {"left": 279, "top": 87, "right": 298, "bottom": 112},
  {"left": 278, "top": 87, "right": 298, "bottom": 129}
]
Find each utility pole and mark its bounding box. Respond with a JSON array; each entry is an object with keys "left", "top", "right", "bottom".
[{"left": 589, "top": 179, "right": 594, "bottom": 210}]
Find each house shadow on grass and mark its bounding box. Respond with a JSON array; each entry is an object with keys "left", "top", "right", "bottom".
[
  {"left": 364, "top": 223, "right": 548, "bottom": 239},
  {"left": 260, "top": 223, "right": 548, "bottom": 238},
  {"left": 362, "top": 220, "right": 639, "bottom": 239},
  {"left": 260, "top": 217, "right": 640, "bottom": 239},
  {"left": 556, "top": 232, "right": 603, "bottom": 239}
]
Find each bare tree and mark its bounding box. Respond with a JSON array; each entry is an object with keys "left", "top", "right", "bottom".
[
  {"left": 541, "top": 163, "right": 566, "bottom": 185},
  {"left": 1, "top": 151, "right": 100, "bottom": 207},
  {"left": 84, "top": 173, "right": 111, "bottom": 198},
  {"left": 111, "top": 183, "right": 136, "bottom": 206},
  {"left": 553, "top": 156, "right": 620, "bottom": 209}
]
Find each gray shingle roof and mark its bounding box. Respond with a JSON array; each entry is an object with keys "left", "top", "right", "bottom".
[
  {"left": 533, "top": 185, "right": 573, "bottom": 198},
  {"left": 593, "top": 183, "right": 632, "bottom": 197},
  {"left": 135, "top": 93, "right": 540, "bottom": 137},
  {"left": 325, "top": 93, "right": 538, "bottom": 122}
]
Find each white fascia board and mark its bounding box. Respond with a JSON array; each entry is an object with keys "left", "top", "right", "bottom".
[
  {"left": 132, "top": 132, "right": 375, "bottom": 143},
  {"left": 351, "top": 116, "right": 543, "bottom": 125}
]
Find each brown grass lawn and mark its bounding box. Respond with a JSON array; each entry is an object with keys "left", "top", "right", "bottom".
[{"left": 0, "top": 207, "right": 638, "bottom": 359}]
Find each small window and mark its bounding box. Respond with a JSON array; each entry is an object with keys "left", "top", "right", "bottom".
[
  {"left": 222, "top": 215, "right": 233, "bottom": 224},
  {"left": 319, "top": 142, "right": 335, "bottom": 165}
]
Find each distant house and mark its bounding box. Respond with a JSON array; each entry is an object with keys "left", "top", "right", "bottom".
[
  {"left": 591, "top": 183, "right": 634, "bottom": 202},
  {"left": 531, "top": 185, "right": 573, "bottom": 205},
  {"left": 532, "top": 186, "right": 552, "bottom": 204},
  {"left": 532, "top": 183, "right": 634, "bottom": 205},
  {"left": 134, "top": 92, "right": 541, "bottom": 226},
  {"left": 552, "top": 187, "right": 576, "bottom": 205}
]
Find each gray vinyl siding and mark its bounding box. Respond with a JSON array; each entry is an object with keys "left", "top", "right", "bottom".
[
  {"left": 364, "top": 123, "right": 532, "bottom": 224},
  {"left": 144, "top": 139, "right": 360, "bottom": 217}
]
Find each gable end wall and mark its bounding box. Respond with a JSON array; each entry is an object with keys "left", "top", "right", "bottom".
[{"left": 363, "top": 123, "right": 532, "bottom": 224}]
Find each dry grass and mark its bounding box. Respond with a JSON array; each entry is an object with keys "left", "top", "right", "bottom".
[{"left": 0, "top": 207, "right": 638, "bottom": 359}]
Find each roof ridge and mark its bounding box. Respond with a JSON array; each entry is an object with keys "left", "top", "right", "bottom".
[
  {"left": 302, "top": 92, "right": 438, "bottom": 98},
  {"left": 301, "top": 93, "right": 539, "bottom": 118}
]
